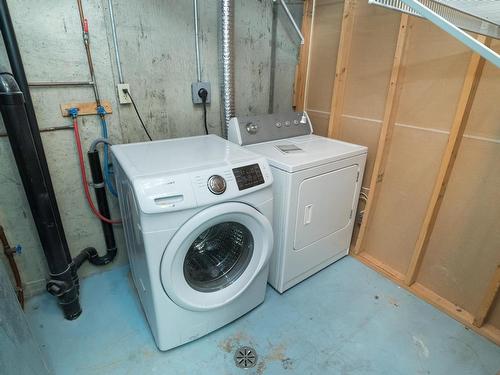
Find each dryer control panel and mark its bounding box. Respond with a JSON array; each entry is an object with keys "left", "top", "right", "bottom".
[{"left": 228, "top": 111, "right": 313, "bottom": 146}]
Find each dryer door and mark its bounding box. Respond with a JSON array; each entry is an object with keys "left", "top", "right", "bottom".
[{"left": 160, "top": 202, "right": 273, "bottom": 311}]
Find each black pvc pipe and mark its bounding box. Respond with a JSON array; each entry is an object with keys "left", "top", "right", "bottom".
[
  {"left": 86, "top": 150, "right": 117, "bottom": 265},
  {"left": 0, "top": 73, "right": 81, "bottom": 320},
  {"left": 0, "top": 0, "right": 73, "bottom": 269}
]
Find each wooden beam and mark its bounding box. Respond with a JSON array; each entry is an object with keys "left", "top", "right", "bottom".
[
  {"left": 404, "top": 35, "right": 491, "bottom": 285},
  {"left": 473, "top": 265, "right": 500, "bottom": 327},
  {"left": 353, "top": 253, "right": 500, "bottom": 346},
  {"left": 326, "top": 0, "right": 356, "bottom": 139},
  {"left": 352, "top": 14, "right": 411, "bottom": 255},
  {"left": 60, "top": 100, "right": 112, "bottom": 117},
  {"left": 293, "top": 0, "right": 313, "bottom": 111}
]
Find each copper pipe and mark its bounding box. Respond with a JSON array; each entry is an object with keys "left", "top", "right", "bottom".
[
  {"left": 0, "top": 225, "right": 24, "bottom": 308},
  {"left": 76, "top": 0, "right": 101, "bottom": 107}
]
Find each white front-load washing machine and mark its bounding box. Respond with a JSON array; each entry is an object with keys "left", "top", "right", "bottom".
[
  {"left": 111, "top": 135, "right": 274, "bottom": 351},
  {"left": 229, "top": 112, "right": 367, "bottom": 293}
]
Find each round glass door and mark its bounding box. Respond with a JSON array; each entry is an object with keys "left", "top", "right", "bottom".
[
  {"left": 160, "top": 202, "right": 273, "bottom": 311},
  {"left": 183, "top": 222, "right": 254, "bottom": 292}
]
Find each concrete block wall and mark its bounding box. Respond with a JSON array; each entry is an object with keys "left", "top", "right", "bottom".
[{"left": 0, "top": 0, "right": 302, "bottom": 296}]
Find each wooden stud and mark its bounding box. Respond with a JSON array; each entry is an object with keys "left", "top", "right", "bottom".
[
  {"left": 353, "top": 14, "right": 411, "bottom": 255},
  {"left": 473, "top": 265, "right": 500, "bottom": 327},
  {"left": 326, "top": 0, "right": 356, "bottom": 139},
  {"left": 293, "top": 0, "right": 313, "bottom": 111},
  {"left": 353, "top": 253, "right": 500, "bottom": 346},
  {"left": 404, "top": 36, "right": 491, "bottom": 286},
  {"left": 60, "top": 100, "right": 113, "bottom": 117}
]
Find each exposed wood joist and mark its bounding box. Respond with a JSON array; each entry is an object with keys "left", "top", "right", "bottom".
[
  {"left": 404, "top": 35, "right": 491, "bottom": 285},
  {"left": 293, "top": 0, "right": 313, "bottom": 111},
  {"left": 473, "top": 265, "right": 500, "bottom": 328},
  {"left": 354, "top": 253, "right": 500, "bottom": 346},
  {"left": 326, "top": 0, "right": 356, "bottom": 139},
  {"left": 353, "top": 14, "right": 411, "bottom": 255}
]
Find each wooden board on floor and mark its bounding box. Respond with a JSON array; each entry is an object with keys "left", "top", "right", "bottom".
[
  {"left": 60, "top": 100, "right": 112, "bottom": 117},
  {"left": 353, "top": 253, "right": 500, "bottom": 346}
]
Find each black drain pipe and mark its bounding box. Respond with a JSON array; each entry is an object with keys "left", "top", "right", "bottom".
[
  {"left": 0, "top": 0, "right": 81, "bottom": 319},
  {"left": 74, "top": 143, "right": 117, "bottom": 268},
  {"left": 0, "top": 73, "right": 81, "bottom": 320}
]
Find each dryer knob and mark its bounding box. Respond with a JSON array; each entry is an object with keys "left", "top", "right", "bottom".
[
  {"left": 207, "top": 175, "right": 226, "bottom": 195},
  {"left": 245, "top": 122, "right": 258, "bottom": 134}
]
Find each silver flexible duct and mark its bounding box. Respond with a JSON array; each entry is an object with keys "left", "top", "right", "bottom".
[
  {"left": 193, "top": 0, "right": 202, "bottom": 82},
  {"left": 219, "top": 0, "right": 235, "bottom": 138}
]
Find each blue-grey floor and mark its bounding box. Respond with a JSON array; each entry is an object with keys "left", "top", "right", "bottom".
[{"left": 26, "top": 257, "right": 500, "bottom": 375}]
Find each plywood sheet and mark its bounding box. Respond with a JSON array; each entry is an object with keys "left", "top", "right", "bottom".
[
  {"left": 362, "top": 125, "right": 448, "bottom": 273},
  {"left": 338, "top": 115, "right": 381, "bottom": 187},
  {"left": 342, "top": 1, "right": 401, "bottom": 120},
  {"left": 489, "top": 298, "right": 500, "bottom": 329},
  {"left": 308, "top": 111, "right": 329, "bottom": 137},
  {"left": 417, "top": 138, "right": 500, "bottom": 313},
  {"left": 465, "top": 40, "right": 500, "bottom": 140},
  {"left": 305, "top": 0, "right": 344, "bottom": 112},
  {"left": 396, "top": 18, "right": 471, "bottom": 131}
]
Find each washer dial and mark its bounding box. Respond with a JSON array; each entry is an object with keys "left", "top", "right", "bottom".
[{"left": 207, "top": 175, "right": 227, "bottom": 195}]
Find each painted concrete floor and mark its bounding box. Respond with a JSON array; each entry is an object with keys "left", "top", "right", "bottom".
[{"left": 26, "top": 257, "right": 500, "bottom": 375}]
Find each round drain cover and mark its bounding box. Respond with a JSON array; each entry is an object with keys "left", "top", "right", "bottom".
[{"left": 234, "top": 346, "right": 257, "bottom": 369}]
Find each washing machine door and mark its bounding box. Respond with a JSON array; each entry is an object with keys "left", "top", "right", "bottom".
[{"left": 160, "top": 202, "right": 273, "bottom": 311}]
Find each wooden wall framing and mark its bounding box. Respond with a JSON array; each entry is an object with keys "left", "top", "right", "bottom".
[
  {"left": 405, "top": 36, "right": 491, "bottom": 285},
  {"left": 298, "top": 0, "right": 500, "bottom": 345},
  {"left": 353, "top": 14, "right": 411, "bottom": 255},
  {"left": 293, "top": 0, "right": 313, "bottom": 111},
  {"left": 327, "top": 0, "right": 356, "bottom": 139}
]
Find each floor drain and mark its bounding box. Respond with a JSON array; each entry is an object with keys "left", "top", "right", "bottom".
[{"left": 234, "top": 346, "right": 257, "bottom": 369}]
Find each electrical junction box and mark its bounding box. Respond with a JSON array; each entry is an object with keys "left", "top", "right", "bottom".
[{"left": 191, "top": 81, "right": 211, "bottom": 104}]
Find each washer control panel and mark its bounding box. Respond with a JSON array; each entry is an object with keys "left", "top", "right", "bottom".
[
  {"left": 228, "top": 111, "right": 313, "bottom": 146},
  {"left": 232, "top": 163, "right": 264, "bottom": 191},
  {"left": 134, "top": 158, "right": 272, "bottom": 214}
]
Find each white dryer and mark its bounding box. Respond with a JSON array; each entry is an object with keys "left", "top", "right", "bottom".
[
  {"left": 229, "top": 112, "right": 367, "bottom": 293},
  {"left": 111, "top": 135, "right": 274, "bottom": 351}
]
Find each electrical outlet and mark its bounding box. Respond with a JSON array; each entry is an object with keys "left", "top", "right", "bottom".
[
  {"left": 117, "top": 83, "right": 131, "bottom": 104},
  {"left": 191, "top": 81, "right": 211, "bottom": 104}
]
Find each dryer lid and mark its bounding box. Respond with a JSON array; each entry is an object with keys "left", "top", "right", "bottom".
[{"left": 245, "top": 135, "right": 367, "bottom": 173}]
